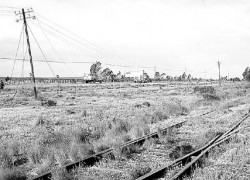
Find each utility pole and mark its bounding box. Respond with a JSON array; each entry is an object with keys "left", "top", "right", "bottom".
[
  {"left": 217, "top": 61, "right": 221, "bottom": 86},
  {"left": 16, "top": 8, "right": 37, "bottom": 99}
]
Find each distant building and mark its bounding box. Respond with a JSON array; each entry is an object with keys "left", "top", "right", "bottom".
[{"left": 125, "top": 70, "right": 144, "bottom": 80}]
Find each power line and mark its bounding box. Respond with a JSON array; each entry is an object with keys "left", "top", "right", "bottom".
[
  {"left": 11, "top": 24, "right": 24, "bottom": 77},
  {"left": 1, "top": 56, "right": 211, "bottom": 77},
  {"left": 30, "top": 20, "right": 111, "bottom": 64},
  {"left": 27, "top": 24, "right": 56, "bottom": 77},
  {"left": 30, "top": 20, "right": 105, "bottom": 70},
  {"left": 0, "top": 14, "right": 14, "bottom": 17},
  {"left": 34, "top": 13, "right": 141, "bottom": 67},
  {"left": 0, "top": 57, "right": 95, "bottom": 64},
  {"left": 35, "top": 12, "right": 141, "bottom": 68},
  {"left": 0, "top": 6, "right": 21, "bottom": 9},
  {"left": 30, "top": 21, "right": 156, "bottom": 70},
  {"left": 35, "top": 17, "right": 76, "bottom": 77},
  {"left": 0, "top": 11, "right": 14, "bottom": 14},
  {"left": 36, "top": 20, "right": 131, "bottom": 66},
  {"left": 32, "top": 16, "right": 202, "bottom": 73}
]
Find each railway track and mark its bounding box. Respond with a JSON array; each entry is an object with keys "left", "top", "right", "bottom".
[
  {"left": 136, "top": 112, "right": 250, "bottom": 180},
  {"left": 30, "top": 110, "right": 214, "bottom": 180}
]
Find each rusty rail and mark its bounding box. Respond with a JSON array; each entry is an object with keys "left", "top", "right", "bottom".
[
  {"left": 136, "top": 113, "right": 250, "bottom": 180},
  {"left": 30, "top": 120, "right": 189, "bottom": 180}
]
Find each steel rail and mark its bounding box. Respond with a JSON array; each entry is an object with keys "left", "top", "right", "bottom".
[
  {"left": 30, "top": 119, "right": 191, "bottom": 180},
  {"left": 30, "top": 110, "right": 214, "bottom": 180},
  {"left": 136, "top": 113, "right": 250, "bottom": 180}
]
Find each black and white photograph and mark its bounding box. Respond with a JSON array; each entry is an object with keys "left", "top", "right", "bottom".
[{"left": 0, "top": 0, "right": 250, "bottom": 179}]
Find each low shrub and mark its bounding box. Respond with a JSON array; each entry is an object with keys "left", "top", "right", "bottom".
[
  {"left": 0, "top": 149, "right": 13, "bottom": 168},
  {"left": 121, "top": 134, "right": 132, "bottom": 143},
  {"left": 70, "top": 128, "right": 91, "bottom": 144},
  {"left": 51, "top": 168, "right": 75, "bottom": 180},
  {"left": 129, "top": 126, "right": 144, "bottom": 139},
  {"left": 0, "top": 168, "right": 27, "bottom": 180},
  {"left": 134, "top": 104, "right": 142, "bottom": 108},
  {"left": 32, "top": 158, "right": 53, "bottom": 175},
  {"left": 35, "top": 114, "right": 46, "bottom": 126},
  {"left": 121, "top": 144, "right": 141, "bottom": 158},
  {"left": 202, "top": 93, "right": 220, "bottom": 101},
  {"left": 66, "top": 109, "right": 75, "bottom": 115},
  {"left": 169, "top": 143, "right": 195, "bottom": 160},
  {"left": 95, "top": 143, "right": 111, "bottom": 152},
  {"left": 41, "top": 99, "right": 57, "bottom": 107},
  {"left": 54, "top": 150, "right": 70, "bottom": 167},
  {"left": 194, "top": 86, "right": 215, "bottom": 94},
  {"left": 114, "top": 119, "right": 131, "bottom": 135},
  {"left": 162, "top": 101, "right": 189, "bottom": 116},
  {"left": 129, "top": 165, "right": 151, "bottom": 179},
  {"left": 142, "top": 101, "right": 150, "bottom": 107},
  {"left": 151, "top": 111, "right": 169, "bottom": 123},
  {"left": 81, "top": 110, "right": 87, "bottom": 117},
  {"left": 28, "top": 143, "right": 51, "bottom": 165},
  {"left": 158, "top": 126, "right": 179, "bottom": 146},
  {"left": 38, "top": 131, "right": 69, "bottom": 147},
  {"left": 69, "top": 143, "right": 95, "bottom": 161}
]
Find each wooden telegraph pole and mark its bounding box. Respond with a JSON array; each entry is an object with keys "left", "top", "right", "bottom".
[
  {"left": 218, "top": 61, "right": 221, "bottom": 86},
  {"left": 16, "top": 8, "right": 37, "bottom": 99}
]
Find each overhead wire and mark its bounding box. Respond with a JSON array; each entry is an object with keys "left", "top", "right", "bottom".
[
  {"left": 0, "top": 8, "right": 16, "bottom": 17},
  {"left": 0, "top": 14, "right": 14, "bottom": 17},
  {"left": 0, "top": 57, "right": 94, "bottom": 64},
  {"left": 34, "top": 17, "right": 76, "bottom": 77},
  {"left": 0, "top": 6, "right": 20, "bottom": 9},
  {"left": 30, "top": 20, "right": 109, "bottom": 64},
  {"left": 30, "top": 20, "right": 154, "bottom": 70},
  {"left": 35, "top": 16, "right": 143, "bottom": 68},
  {"left": 27, "top": 23, "right": 56, "bottom": 77},
  {"left": 35, "top": 12, "right": 142, "bottom": 68},
  {"left": 13, "top": 28, "right": 28, "bottom": 98},
  {"left": 36, "top": 20, "right": 131, "bottom": 66},
  {"left": 30, "top": 20, "right": 101, "bottom": 65},
  {"left": 2, "top": 9, "right": 206, "bottom": 77},
  {"left": 33, "top": 17, "right": 197, "bottom": 73},
  {"left": 11, "top": 24, "right": 24, "bottom": 78}
]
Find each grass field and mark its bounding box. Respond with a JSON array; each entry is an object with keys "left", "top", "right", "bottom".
[{"left": 0, "top": 81, "right": 250, "bottom": 179}]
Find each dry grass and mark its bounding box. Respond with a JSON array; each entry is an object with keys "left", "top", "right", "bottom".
[
  {"left": 194, "top": 86, "right": 215, "bottom": 94},
  {"left": 1, "top": 82, "right": 250, "bottom": 179},
  {"left": 129, "top": 165, "right": 151, "bottom": 179},
  {"left": 0, "top": 168, "right": 27, "bottom": 180},
  {"left": 51, "top": 168, "right": 75, "bottom": 180},
  {"left": 35, "top": 113, "right": 47, "bottom": 126}
]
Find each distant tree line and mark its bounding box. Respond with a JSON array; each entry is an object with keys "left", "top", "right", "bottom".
[
  {"left": 90, "top": 61, "right": 200, "bottom": 82},
  {"left": 154, "top": 71, "right": 193, "bottom": 82}
]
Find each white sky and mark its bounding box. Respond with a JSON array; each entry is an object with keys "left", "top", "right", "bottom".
[{"left": 0, "top": 0, "right": 250, "bottom": 78}]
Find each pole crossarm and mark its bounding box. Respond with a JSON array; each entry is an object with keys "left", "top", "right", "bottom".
[{"left": 15, "top": 8, "right": 36, "bottom": 23}]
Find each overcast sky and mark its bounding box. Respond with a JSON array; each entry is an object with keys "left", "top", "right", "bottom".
[{"left": 0, "top": 0, "right": 249, "bottom": 78}]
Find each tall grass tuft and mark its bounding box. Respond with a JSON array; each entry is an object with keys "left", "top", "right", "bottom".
[
  {"left": 0, "top": 168, "right": 27, "bottom": 180},
  {"left": 129, "top": 165, "right": 151, "bottom": 179}
]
